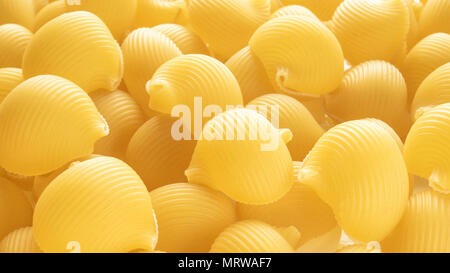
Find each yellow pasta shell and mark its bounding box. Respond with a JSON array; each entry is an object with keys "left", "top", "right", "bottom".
[
  {"left": 0, "top": 0, "right": 35, "bottom": 30},
  {"left": 249, "top": 16, "right": 344, "bottom": 96},
  {"left": 404, "top": 103, "right": 450, "bottom": 194},
  {"left": 146, "top": 54, "right": 243, "bottom": 116},
  {"left": 121, "top": 27, "right": 182, "bottom": 116},
  {"left": 186, "top": 0, "right": 271, "bottom": 61},
  {"left": 411, "top": 62, "right": 450, "bottom": 121},
  {"left": 270, "top": 5, "right": 320, "bottom": 21},
  {"left": 336, "top": 242, "right": 381, "bottom": 253},
  {"left": 0, "top": 24, "right": 32, "bottom": 68},
  {"left": 91, "top": 89, "right": 146, "bottom": 160},
  {"left": 33, "top": 0, "right": 48, "bottom": 13},
  {"left": 0, "top": 75, "right": 109, "bottom": 176},
  {"left": 0, "top": 177, "right": 33, "bottom": 241},
  {"left": 299, "top": 97, "right": 335, "bottom": 130},
  {"left": 405, "top": 0, "right": 420, "bottom": 50},
  {"left": 297, "top": 119, "right": 409, "bottom": 242},
  {"left": 237, "top": 162, "right": 341, "bottom": 252},
  {"left": 330, "top": 0, "right": 409, "bottom": 65},
  {"left": 381, "top": 190, "right": 450, "bottom": 253},
  {"left": 133, "top": 0, "right": 187, "bottom": 29},
  {"left": 186, "top": 108, "right": 293, "bottom": 205},
  {"left": 0, "top": 227, "right": 41, "bottom": 253},
  {"left": 34, "top": 0, "right": 66, "bottom": 32},
  {"left": 23, "top": 11, "right": 123, "bottom": 93},
  {"left": 225, "top": 46, "right": 273, "bottom": 104},
  {"left": 281, "top": 0, "right": 343, "bottom": 21},
  {"left": 401, "top": 33, "right": 450, "bottom": 103},
  {"left": 270, "top": 0, "right": 281, "bottom": 12},
  {"left": 210, "top": 220, "right": 294, "bottom": 253},
  {"left": 418, "top": 0, "right": 450, "bottom": 40},
  {"left": 0, "top": 67, "right": 23, "bottom": 104},
  {"left": 150, "top": 183, "right": 236, "bottom": 253},
  {"left": 151, "top": 24, "right": 208, "bottom": 55},
  {"left": 126, "top": 115, "right": 197, "bottom": 191},
  {"left": 65, "top": 0, "right": 137, "bottom": 41},
  {"left": 247, "top": 94, "right": 324, "bottom": 160},
  {"left": 33, "top": 156, "right": 157, "bottom": 253}
]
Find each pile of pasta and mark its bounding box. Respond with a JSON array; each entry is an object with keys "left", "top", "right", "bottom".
[{"left": 0, "top": 0, "right": 449, "bottom": 253}]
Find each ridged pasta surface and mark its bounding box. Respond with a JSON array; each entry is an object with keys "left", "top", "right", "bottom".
[
  {"left": 33, "top": 0, "right": 48, "bottom": 13},
  {"left": 151, "top": 24, "right": 209, "bottom": 55},
  {"left": 133, "top": 0, "right": 187, "bottom": 29},
  {"left": 249, "top": 16, "right": 344, "bottom": 96},
  {"left": 0, "top": 227, "right": 41, "bottom": 253},
  {"left": 281, "top": 0, "right": 343, "bottom": 21},
  {"left": 381, "top": 190, "right": 450, "bottom": 253},
  {"left": 0, "top": 24, "right": 32, "bottom": 68},
  {"left": 0, "top": 67, "right": 23, "bottom": 104},
  {"left": 297, "top": 119, "right": 409, "bottom": 242},
  {"left": 33, "top": 156, "right": 157, "bottom": 253},
  {"left": 419, "top": 0, "right": 450, "bottom": 40},
  {"left": 150, "top": 183, "right": 236, "bottom": 253},
  {"left": 34, "top": 0, "right": 66, "bottom": 32},
  {"left": 23, "top": 11, "right": 123, "bottom": 93},
  {"left": 270, "top": 5, "right": 319, "bottom": 21},
  {"left": 0, "top": 75, "right": 109, "bottom": 176},
  {"left": 0, "top": 0, "right": 35, "bottom": 30},
  {"left": 336, "top": 242, "right": 381, "bottom": 253}
]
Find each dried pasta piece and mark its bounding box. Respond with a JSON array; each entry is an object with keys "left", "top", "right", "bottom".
[
  {"left": 186, "top": 108, "right": 293, "bottom": 205},
  {"left": 0, "top": 227, "right": 41, "bottom": 253},
  {"left": 0, "top": 0, "right": 35, "bottom": 30},
  {"left": 296, "top": 119, "right": 409, "bottom": 242},
  {"left": 33, "top": 156, "right": 158, "bottom": 253},
  {"left": 150, "top": 183, "right": 236, "bottom": 253},
  {"left": 270, "top": 0, "right": 281, "bottom": 12},
  {"left": 249, "top": 16, "right": 344, "bottom": 96},
  {"left": 381, "top": 190, "right": 450, "bottom": 253},
  {"left": 418, "top": 0, "right": 450, "bottom": 40},
  {"left": 23, "top": 11, "right": 123, "bottom": 93},
  {"left": 0, "top": 24, "right": 32, "bottom": 68},
  {"left": 133, "top": 0, "right": 187, "bottom": 29},
  {"left": 0, "top": 75, "right": 109, "bottom": 176},
  {"left": 281, "top": 0, "right": 343, "bottom": 21},
  {"left": 34, "top": 0, "right": 66, "bottom": 32},
  {"left": 0, "top": 68, "right": 23, "bottom": 104},
  {"left": 151, "top": 24, "right": 209, "bottom": 55},
  {"left": 336, "top": 242, "right": 381, "bottom": 253},
  {"left": 271, "top": 5, "right": 320, "bottom": 21},
  {"left": 210, "top": 220, "right": 294, "bottom": 253},
  {"left": 33, "top": 0, "right": 48, "bottom": 13}
]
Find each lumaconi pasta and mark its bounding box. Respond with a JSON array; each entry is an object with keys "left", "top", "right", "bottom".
[
  {"left": 33, "top": 0, "right": 66, "bottom": 32},
  {"left": 126, "top": 115, "right": 197, "bottom": 191},
  {"left": 335, "top": 242, "right": 381, "bottom": 253},
  {"left": 209, "top": 220, "right": 294, "bottom": 253},
  {"left": 0, "top": 75, "right": 109, "bottom": 176},
  {"left": 23, "top": 11, "right": 123, "bottom": 93},
  {"left": 247, "top": 94, "right": 324, "bottom": 161},
  {"left": 133, "top": 0, "right": 187, "bottom": 29},
  {"left": 0, "top": 68, "right": 23, "bottom": 104},
  {"left": 225, "top": 46, "right": 273, "bottom": 104},
  {"left": 381, "top": 190, "right": 450, "bottom": 253},
  {"left": 298, "top": 97, "right": 335, "bottom": 130},
  {"left": 404, "top": 103, "right": 450, "bottom": 194},
  {"left": 0, "top": 227, "right": 41, "bottom": 253},
  {"left": 249, "top": 15, "right": 344, "bottom": 96},
  {"left": 90, "top": 89, "right": 146, "bottom": 161},
  {"left": 237, "top": 162, "right": 341, "bottom": 253},
  {"left": 270, "top": 5, "right": 320, "bottom": 21},
  {"left": 186, "top": 108, "right": 293, "bottom": 205},
  {"left": 146, "top": 54, "right": 243, "bottom": 117},
  {"left": 270, "top": 0, "right": 281, "bottom": 12},
  {"left": 418, "top": 0, "right": 450, "bottom": 40},
  {"left": 33, "top": 156, "right": 158, "bottom": 253},
  {"left": 405, "top": 0, "right": 420, "bottom": 50},
  {"left": 411, "top": 62, "right": 450, "bottom": 121},
  {"left": 121, "top": 28, "right": 182, "bottom": 116},
  {"left": 0, "top": 24, "right": 32, "bottom": 68},
  {"left": 186, "top": 0, "right": 271, "bottom": 61},
  {"left": 0, "top": 177, "right": 33, "bottom": 241},
  {"left": 33, "top": 0, "right": 48, "bottom": 13},
  {"left": 330, "top": 0, "right": 409, "bottom": 66},
  {"left": 0, "top": 0, "right": 35, "bottom": 30},
  {"left": 296, "top": 119, "right": 409, "bottom": 242},
  {"left": 151, "top": 24, "right": 209, "bottom": 55},
  {"left": 150, "top": 183, "right": 236, "bottom": 253},
  {"left": 281, "top": 0, "right": 343, "bottom": 21}
]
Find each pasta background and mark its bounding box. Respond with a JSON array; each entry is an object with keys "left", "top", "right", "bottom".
[
  {"left": 0, "top": 0, "right": 35, "bottom": 30},
  {"left": 0, "top": 24, "right": 32, "bottom": 68},
  {"left": 0, "top": 67, "right": 23, "bottom": 104}
]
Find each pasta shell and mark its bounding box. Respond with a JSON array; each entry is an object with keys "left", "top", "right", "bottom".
[
  {"left": 0, "top": 227, "right": 41, "bottom": 253},
  {"left": 325, "top": 60, "right": 410, "bottom": 138},
  {"left": 404, "top": 103, "right": 450, "bottom": 194},
  {"left": 33, "top": 0, "right": 48, "bottom": 13},
  {"left": 0, "top": 0, "right": 35, "bottom": 30},
  {"left": 65, "top": 0, "right": 138, "bottom": 41},
  {"left": 0, "top": 24, "right": 32, "bottom": 68},
  {"left": 0, "top": 177, "right": 33, "bottom": 241},
  {"left": 0, "top": 75, "right": 109, "bottom": 176},
  {"left": 281, "top": 0, "right": 343, "bottom": 21},
  {"left": 126, "top": 115, "right": 197, "bottom": 191},
  {"left": 121, "top": 28, "right": 182, "bottom": 116},
  {"left": 270, "top": 0, "right": 281, "bottom": 12},
  {"left": 146, "top": 54, "right": 243, "bottom": 117},
  {"left": 299, "top": 97, "right": 335, "bottom": 130},
  {"left": 296, "top": 119, "right": 409, "bottom": 242},
  {"left": 186, "top": 0, "right": 271, "bottom": 61},
  {"left": 150, "top": 183, "right": 236, "bottom": 253},
  {"left": 91, "top": 89, "right": 146, "bottom": 160},
  {"left": 225, "top": 46, "right": 273, "bottom": 104},
  {"left": 381, "top": 190, "right": 450, "bottom": 253},
  {"left": 33, "top": 156, "right": 158, "bottom": 253},
  {"left": 22, "top": 11, "right": 123, "bottom": 93},
  {"left": 34, "top": 0, "right": 66, "bottom": 32},
  {"left": 418, "top": 0, "right": 450, "bottom": 40},
  {"left": 247, "top": 94, "right": 324, "bottom": 160},
  {"left": 133, "top": 0, "right": 187, "bottom": 29},
  {"left": 270, "top": 5, "right": 320, "bottom": 21},
  {"left": 237, "top": 162, "right": 341, "bottom": 252},
  {"left": 249, "top": 16, "right": 344, "bottom": 96},
  {"left": 411, "top": 62, "right": 450, "bottom": 121},
  {"left": 405, "top": 0, "right": 420, "bottom": 50},
  {"left": 151, "top": 24, "right": 209, "bottom": 55},
  {"left": 186, "top": 108, "right": 293, "bottom": 205},
  {"left": 336, "top": 242, "right": 381, "bottom": 253},
  {"left": 330, "top": 0, "right": 409, "bottom": 65},
  {"left": 210, "top": 220, "right": 294, "bottom": 253},
  {"left": 401, "top": 33, "right": 450, "bottom": 103},
  {"left": 0, "top": 67, "right": 23, "bottom": 104}
]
